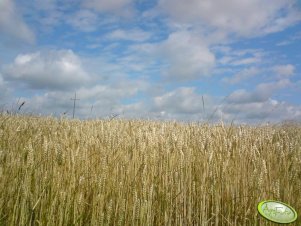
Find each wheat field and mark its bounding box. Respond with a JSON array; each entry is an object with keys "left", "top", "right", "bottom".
[{"left": 0, "top": 114, "right": 300, "bottom": 225}]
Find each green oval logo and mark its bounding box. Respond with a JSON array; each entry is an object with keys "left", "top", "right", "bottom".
[{"left": 258, "top": 200, "right": 298, "bottom": 224}]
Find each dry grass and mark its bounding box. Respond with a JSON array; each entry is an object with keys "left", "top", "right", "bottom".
[{"left": 0, "top": 113, "right": 300, "bottom": 225}]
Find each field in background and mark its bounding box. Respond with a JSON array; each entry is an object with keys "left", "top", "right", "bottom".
[{"left": 0, "top": 114, "right": 301, "bottom": 225}]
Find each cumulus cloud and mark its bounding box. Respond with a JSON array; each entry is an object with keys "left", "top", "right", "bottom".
[
  {"left": 20, "top": 0, "right": 91, "bottom": 32},
  {"left": 0, "top": 0, "right": 35, "bottom": 43},
  {"left": 223, "top": 67, "right": 260, "bottom": 84},
  {"left": 128, "top": 31, "right": 216, "bottom": 81},
  {"left": 227, "top": 89, "right": 267, "bottom": 104},
  {"left": 222, "top": 98, "right": 301, "bottom": 123},
  {"left": 231, "top": 57, "right": 261, "bottom": 66},
  {"left": 158, "top": 0, "right": 301, "bottom": 37},
  {"left": 66, "top": 9, "right": 99, "bottom": 32},
  {"left": 0, "top": 73, "right": 11, "bottom": 102},
  {"left": 2, "top": 50, "right": 90, "bottom": 90},
  {"left": 216, "top": 47, "right": 264, "bottom": 67},
  {"left": 152, "top": 87, "right": 204, "bottom": 114},
  {"left": 21, "top": 85, "right": 211, "bottom": 122},
  {"left": 33, "top": 0, "right": 56, "bottom": 10},
  {"left": 144, "top": 85, "right": 301, "bottom": 124},
  {"left": 158, "top": 31, "right": 215, "bottom": 80},
  {"left": 273, "top": 64, "right": 295, "bottom": 77},
  {"left": 83, "top": 0, "right": 134, "bottom": 16},
  {"left": 105, "top": 29, "right": 151, "bottom": 42},
  {"left": 126, "top": 86, "right": 300, "bottom": 124},
  {"left": 12, "top": 78, "right": 150, "bottom": 119},
  {"left": 227, "top": 79, "right": 291, "bottom": 104},
  {"left": 276, "top": 31, "right": 301, "bottom": 46},
  {"left": 148, "top": 87, "right": 221, "bottom": 124}
]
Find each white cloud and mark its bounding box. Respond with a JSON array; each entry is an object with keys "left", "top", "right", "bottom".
[
  {"left": 147, "top": 87, "right": 221, "bottom": 123},
  {"left": 222, "top": 98, "right": 301, "bottom": 123},
  {"left": 66, "top": 9, "right": 99, "bottom": 32},
  {"left": 127, "top": 31, "right": 216, "bottom": 81},
  {"left": 216, "top": 47, "right": 264, "bottom": 67},
  {"left": 159, "top": 31, "right": 215, "bottom": 80},
  {"left": 276, "top": 31, "right": 301, "bottom": 46},
  {"left": 218, "top": 56, "right": 234, "bottom": 65},
  {"left": 227, "top": 79, "right": 291, "bottom": 104},
  {"left": 9, "top": 76, "right": 150, "bottom": 118},
  {"left": 152, "top": 87, "right": 204, "bottom": 114},
  {"left": 231, "top": 57, "right": 261, "bottom": 66},
  {"left": 119, "top": 85, "right": 301, "bottom": 123},
  {"left": 106, "top": 29, "right": 151, "bottom": 42},
  {"left": 223, "top": 67, "right": 260, "bottom": 84},
  {"left": 33, "top": 0, "right": 81, "bottom": 11},
  {"left": 33, "top": 0, "right": 57, "bottom": 11},
  {"left": 83, "top": 0, "right": 134, "bottom": 16},
  {"left": 20, "top": 0, "right": 87, "bottom": 32},
  {"left": 0, "top": 73, "right": 11, "bottom": 102},
  {"left": 38, "top": 11, "right": 63, "bottom": 32},
  {"left": 227, "top": 89, "right": 266, "bottom": 104},
  {"left": 273, "top": 64, "right": 295, "bottom": 77},
  {"left": 256, "top": 78, "right": 291, "bottom": 91},
  {"left": 0, "top": 0, "right": 35, "bottom": 43},
  {"left": 3, "top": 50, "right": 90, "bottom": 90},
  {"left": 158, "top": 0, "right": 301, "bottom": 37},
  {"left": 143, "top": 85, "right": 301, "bottom": 124},
  {"left": 276, "top": 40, "right": 292, "bottom": 46},
  {"left": 294, "top": 80, "right": 301, "bottom": 93}
]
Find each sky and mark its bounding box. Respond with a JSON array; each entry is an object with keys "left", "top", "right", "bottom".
[{"left": 0, "top": 0, "right": 301, "bottom": 125}]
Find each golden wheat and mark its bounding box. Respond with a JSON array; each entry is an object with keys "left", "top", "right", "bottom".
[{"left": 0, "top": 114, "right": 300, "bottom": 225}]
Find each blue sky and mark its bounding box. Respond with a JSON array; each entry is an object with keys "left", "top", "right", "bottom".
[{"left": 0, "top": 0, "right": 301, "bottom": 124}]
